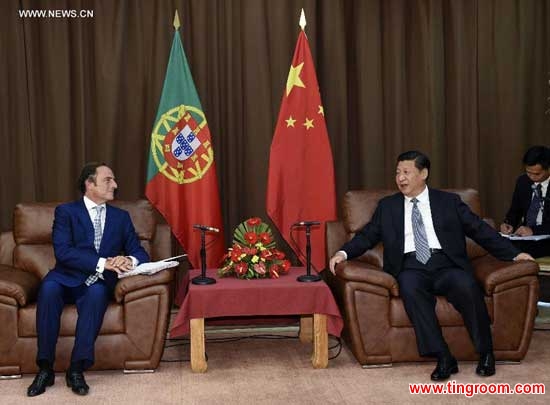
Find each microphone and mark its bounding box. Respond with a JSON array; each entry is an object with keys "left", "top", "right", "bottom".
[
  {"left": 292, "top": 221, "right": 321, "bottom": 227},
  {"left": 193, "top": 224, "right": 220, "bottom": 233}
]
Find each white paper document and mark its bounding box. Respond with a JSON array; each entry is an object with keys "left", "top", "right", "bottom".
[
  {"left": 500, "top": 233, "right": 550, "bottom": 241},
  {"left": 160, "top": 254, "right": 187, "bottom": 262},
  {"left": 118, "top": 259, "right": 179, "bottom": 278}
]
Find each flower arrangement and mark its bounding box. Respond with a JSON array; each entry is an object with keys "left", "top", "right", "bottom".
[{"left": 218, "top": 217, "right": 291, "bottom": 279}]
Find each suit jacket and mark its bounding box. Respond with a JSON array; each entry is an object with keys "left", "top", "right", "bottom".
[
  {"left": 341, "top": 188, "right": 520, "bottom": 278},
  {"left": 45, "top": 199, "right": 150, "bottom": 290},
  {"left": 504, "top": 174, "right": 550, "bottom": 235}
]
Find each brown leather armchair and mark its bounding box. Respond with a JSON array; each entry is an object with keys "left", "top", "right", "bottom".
[
  {"left": 0, "top": 200, "right": 175, "bottom": 378},
  {"left": 326, "top": 189, "right": 539, "bottom": 367}
]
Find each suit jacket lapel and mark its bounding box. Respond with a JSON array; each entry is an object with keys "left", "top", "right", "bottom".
[
  {"left": 392, "top": 193, "right": 405, "bottom": 253},
  {"left": 77, "top": 199, "right": 95, "bottom": 247},
  {"left": 100, "top": 204, "right": 114, "bottom": 253},
  {"left": 428, "top": 189, "right": 444, "bottom": 238}
]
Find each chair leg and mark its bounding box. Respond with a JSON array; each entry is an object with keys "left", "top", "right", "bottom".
[
  {"left": 362, "top": 363, "right": 393, "bottom": 369},
  {"left": 0, "top": 374, "right": 22, "bottom": 380}
]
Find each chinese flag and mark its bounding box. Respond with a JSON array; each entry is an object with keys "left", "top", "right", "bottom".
[
  {"left": 146, "top": 15, "right": 224, "bottom": 268},
  {"left": 266, "top": 29, "right": 337, "bottom": 272}
]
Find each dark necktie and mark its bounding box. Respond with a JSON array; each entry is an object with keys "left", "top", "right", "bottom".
[
  {"left": 411, "top": 198, "right": 431, "bottom": 264},
  {"left": 526, "top": 184, "right": 542, "bottom": 227}
]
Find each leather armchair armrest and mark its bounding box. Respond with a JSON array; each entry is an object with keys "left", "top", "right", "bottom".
[
  {"left": 472, "top": 255, "right": 539, "bottom": 295},
  {"left": 0, "top": 264, "right": 41, "bottom": 306},
  {"left": 336, "top": 260, "right": 399, "bottom": 296},
  {"left": 114, "top": 268, "right": 175, "bottom": 303},
  {"left": 0, "top": 232, "right": 15, "bottom": 266}
]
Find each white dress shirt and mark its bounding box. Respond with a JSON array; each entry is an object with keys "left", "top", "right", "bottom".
[
  {"left": 337, "top": 186, "right": 443, "bottom": 260},
  {"left": 83, "top": 196, "right": 107, "bottom": 274},
  {"left": 533, "top": 177, "right": 549, "bottom": 226},
  {"left": 403, "top": 186, "right": 442, "bottom": 253},
  {"left": 83, "top": 196, "right": 137, "bottom": 274}
]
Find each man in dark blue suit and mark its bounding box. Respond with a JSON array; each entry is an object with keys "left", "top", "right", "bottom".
[
  {"left": 329, "top": 151, "right": 533, "bottom": 381},
  {"left": 500, "top": 145, "right": 550, "bottom": 258},
  {"left": 27, "top": 163, "right": 149, "bottom": 397}
]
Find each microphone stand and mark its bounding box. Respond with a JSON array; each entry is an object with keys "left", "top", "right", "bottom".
[
  {"left": 192, "top": 228, "right": 216, "bottom": 285},
  {"left": 296, "top": 223, "right": 321, "bottom": 282}
]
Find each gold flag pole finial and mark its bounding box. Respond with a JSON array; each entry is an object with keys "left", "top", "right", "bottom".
[
  {"left": 173, "top": 10, "right": 181, "bottom": 30},
  {"left": 299, "top": 8, "right": 306, "bottom": 30}
]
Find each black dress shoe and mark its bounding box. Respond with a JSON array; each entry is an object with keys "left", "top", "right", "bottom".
[
  {"left": 66, "top": 370, "right": 89, "bottom": 395},
  {"left": 27, "top": 369, "right": 55, "bottom": 397},
  {"left": 476, "top": 352, "right": 496, "bottom": 377},
  {"left": 430, "top": 356, "right": 459, "bottom": 381}
]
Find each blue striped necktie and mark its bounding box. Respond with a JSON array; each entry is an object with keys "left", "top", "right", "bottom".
[
  {"left": 93, "top": 206, "right": 103, "bottom": 252},
  {"left": 411, "top": 198, "right": 431, "bottom": 264},
  {"left": 85, "top": 206, "right": 105, "bottom": 287}
]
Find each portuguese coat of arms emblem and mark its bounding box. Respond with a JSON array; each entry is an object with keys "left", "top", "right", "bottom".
[{"left": 150, "top": 105, "right": 215, "bottom": 184}]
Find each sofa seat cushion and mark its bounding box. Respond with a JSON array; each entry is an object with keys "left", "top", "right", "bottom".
[
  {"left": 390, "top": 296, "right": 494, "bottom": 327},
  {"left": 18, "top": 302, "right": 124, "bottom": 337}
]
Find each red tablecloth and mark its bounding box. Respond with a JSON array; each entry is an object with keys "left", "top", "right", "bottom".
[{"left": 170, "top": 267, "right": 343, "bottom": 338}]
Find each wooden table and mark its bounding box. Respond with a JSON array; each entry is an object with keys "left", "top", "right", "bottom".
[{"left": 170, "top": 268, "right": 343, "bottom": 373}]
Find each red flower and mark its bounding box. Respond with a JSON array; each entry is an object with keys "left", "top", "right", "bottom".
[
  {"left": 269, "top": 266, "right": 280, "bottom": 279},
  {"left": 259, "top": 232, "right": 271, "bottom": 244},
  {"left": 246, "top": 217, "right": 262, "bottom": 227},
  {"left": 244, "top": 232, "right": 258, "bottom": 245},
  {"left": 243, "top": 247, "right": 258, "bottom": 255},
  {"left": 231, "top": 250, "right": 241, "bottom": 262},
  {"left": 272, "top": 249, "right": 285, "bottom": 259},
  {"left": 230, "top": 245, "right": 243, "bottom": 262},
  {"left": 235, "top": 262, "right": 248, "bottom": 275},
  {"left": 254, "top": 262, "right": 266, "bottom": 275},
  {"left": 281, "top": 260, "right": 291, "bottom": 273}
]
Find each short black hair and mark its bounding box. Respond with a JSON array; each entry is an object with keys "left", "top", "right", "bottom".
[
  {"left": 78, "top": 162, "right": 108, "bottom": 194},
  {"left": 397, "top": 150, "right": 431, "bottom": 173},
  {"left": 523, "top": 146, "right": 550, "bottom": 169}
]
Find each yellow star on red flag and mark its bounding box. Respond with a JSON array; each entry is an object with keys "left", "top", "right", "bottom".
[{"left": 286, "top": 62, "right": 305, "bottom": 96}]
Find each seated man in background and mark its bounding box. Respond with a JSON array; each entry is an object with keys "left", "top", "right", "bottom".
[
  {"left": 500, "top": 145, "right": 550, "bottom": 258},
  {"left": 27, "top": 162, "right": 149, "bottom": 397},
  {"left": 329, "top": 150, "right": 533, "bottom": 381}
]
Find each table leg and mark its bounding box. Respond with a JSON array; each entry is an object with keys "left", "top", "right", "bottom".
[
  {"left": 311, "top": 313, "right": 328, "bottom": 369},
  {"left": 299, "top": 315, "right": 313, "bottom": 343},
  {"left": 190, "top": 318, "right": 207, "bottom": 373}
]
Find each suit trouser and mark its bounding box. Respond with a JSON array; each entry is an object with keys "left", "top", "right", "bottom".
[
  {"left": 397, "top": 253, "right": 492, "bottom": 357},
  {"left": 36, "top": 279, "right": 110, "bottom": 370}
]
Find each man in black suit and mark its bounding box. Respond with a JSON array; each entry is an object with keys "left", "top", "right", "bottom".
[
  {"left": 500, "top": 145, "right": 550, "bottom": 258},
  {"left": 329, "top": 151, "right": 533, "bottom": 381}
]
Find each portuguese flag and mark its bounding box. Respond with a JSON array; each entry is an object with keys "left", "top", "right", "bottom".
[{"left": 146, "top": 14, "right": 224, "bottom": 268}]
